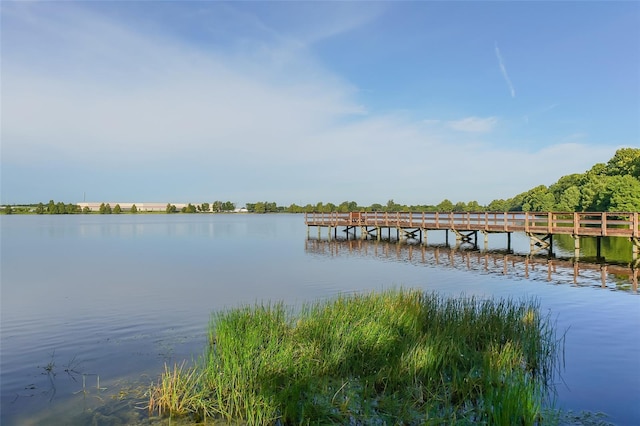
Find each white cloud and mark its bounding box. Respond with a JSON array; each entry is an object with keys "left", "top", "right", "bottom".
[
  {"left": 494, "top": 42, "right": 516, "bottom": 98},
  {"left": 446, "top": 117, "right": 498, "bottom": 133}
]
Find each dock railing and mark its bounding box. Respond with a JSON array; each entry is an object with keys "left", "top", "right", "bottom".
[{"left": 305, "top": 211, "right": 640, "bottom": 238}]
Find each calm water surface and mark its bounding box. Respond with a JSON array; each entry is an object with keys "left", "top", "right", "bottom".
[{"left": 1, "top": 214, "right": 639, "bottom": 425}]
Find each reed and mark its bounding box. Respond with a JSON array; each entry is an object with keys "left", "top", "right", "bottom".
[{"left": 148, "top": 288, "right": 560, "bottom": 424}]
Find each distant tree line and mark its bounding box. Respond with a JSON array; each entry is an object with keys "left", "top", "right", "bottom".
[{"left": 5, "top": 148, "right": 638, "bottom": 215}]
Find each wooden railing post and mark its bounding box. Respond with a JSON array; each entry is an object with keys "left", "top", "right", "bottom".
[
  {"left": 602, "top": 212, "right": 607, "bottom": 237},
  {"left": 548, "top": 212, "right": 552, "bottom": 233}
]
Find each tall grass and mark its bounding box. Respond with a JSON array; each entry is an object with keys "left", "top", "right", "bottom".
[{"left": 148, "top": 288, "right": 560, "bottom": 424}]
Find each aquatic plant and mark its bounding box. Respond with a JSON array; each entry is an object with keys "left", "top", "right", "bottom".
[{"left": 148, "top": 288, "right": 561, "bottom": 425}]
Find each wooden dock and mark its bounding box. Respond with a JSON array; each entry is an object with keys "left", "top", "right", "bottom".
[{"left": 305, "top": 211, "right": 640, "bottom": 264}]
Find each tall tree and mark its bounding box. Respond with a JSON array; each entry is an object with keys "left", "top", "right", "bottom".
[{"left": 605, "top": 148, "right": 640, "bottom": 178}]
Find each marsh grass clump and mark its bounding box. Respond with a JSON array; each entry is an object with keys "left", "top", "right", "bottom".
[{"left": 149, "top": 288, "right": 560, "bottom": 425}]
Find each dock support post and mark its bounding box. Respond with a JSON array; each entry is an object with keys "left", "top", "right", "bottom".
[
  {"left": 423, "top": 229, "right": 428, "bottom": 245},
  {"left": 482, "top": 231, "right": 489, "bottom": 251},
  {"left": 452, "top": 230, "right": 478, "bottom": 248},
  {"left": 528, "top": 233, "right": 553, "bottom": 256},
  {"left": 596, "top": 237, "right": 602, "bottom": 259},
  {"left": 632, "top": 237, "right": 639, "bottom": 262},
  {"left": 507, "top": 232, "right": 511, "bottom": 252},
  {"left": 573, "top": 236, "right": 580, "bottom": 259},
  {"left": 445, "top": 229, "right": 449, "bottom": 247}
]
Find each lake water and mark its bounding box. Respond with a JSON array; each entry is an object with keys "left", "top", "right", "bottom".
[{"left": 1, "top": 214, "right": 639, "bottom": 425}]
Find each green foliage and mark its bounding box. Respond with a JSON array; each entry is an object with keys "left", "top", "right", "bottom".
[
  {"left": 499, "top": 148, "right": 640, "bottom": 212},
  {"left": 436, "top": 199, "right": 454, "bottom": 212},
  {"left": 99, "top": 203, "right": 112, "bottom": 214},
  {"left": 113, "top": 204, "right": 122, "bottom": 214},
  {"left": 605, "top": 147, "right": 640, "bottom": 178},
  {"left": 166, "top": 203, "right": 177, "bottom": 214},
  {"left": 3, "top": 205, "right": 13, "bottom": 214},
  {"left": 248, "top": 201, "right": 278, "bottom": 213},
  {"left": 487, "top": 198, "right": 510, "bottom": 212},
  {"left": 596, "top": 175, "right": 640, "bottom": 211},
  {"left": 181, "top": 203, "right": 197, "bottom": 213},
  {"left": 32, "top": 200, "right": 81, "bottom": 214},
  {"left": 149, "top": 289, "right": 560, "bottom": 424},
  {"left": 211, "top": 201, "right": 235, "bottom": 212},
  {"left": 130, "top": 204, "right": 138, "bottom": 214}
]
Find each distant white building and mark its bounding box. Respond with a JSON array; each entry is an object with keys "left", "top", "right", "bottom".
[
  {"left": 77, "top": 202, "right": 188, "bottom": 212},
  {"left": 234, "top": 207, "right": 249, "bottom": 213}
]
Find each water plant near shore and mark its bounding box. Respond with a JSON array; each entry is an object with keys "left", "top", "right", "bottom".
[{"left": 148, "top": 288, "right": 561, "bottom": 425}]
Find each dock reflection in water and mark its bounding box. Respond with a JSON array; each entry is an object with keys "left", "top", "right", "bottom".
[{"left": 305, "top": 238, "right": 638, "bottom": 293}]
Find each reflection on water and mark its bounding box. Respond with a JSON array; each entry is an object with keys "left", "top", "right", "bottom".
[{"left": 305, "top": 239, "right": 639, "bottom": 293}]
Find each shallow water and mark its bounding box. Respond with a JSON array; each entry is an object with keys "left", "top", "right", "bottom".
[{"left": 1, "top": 214, "right": 638, "bottom": 425}]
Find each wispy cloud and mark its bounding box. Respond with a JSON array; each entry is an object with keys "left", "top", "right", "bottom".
[
  {"left": 494, "top": 42, "right": 516, "bottom": 98},
  {"left": 447, "top": 116, "right": 498, "bottom": 133}
]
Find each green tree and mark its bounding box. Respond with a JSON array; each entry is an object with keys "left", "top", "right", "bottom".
[
  {"left": 253, "top": 202, "right": 266, "bottom": 214},
  {"left": 130, "top": 204, "right": 138, "bottom": 213},
  {"left": 47, "top": 200, "right": 57, "bottom": 214},
  {"left": 452, "top": 201, "right": 466, "bottom": 212},
  {"left": 386, "top": 199, "right": 401, "bottom": 212},
  {"left": 521, "top": 185, "right": 555, "bottom": 212},
  {"left": 4, "top": 205, "right": 13, "bottom": 214},
  {"left": 605, "top": 148, "right": 640, "bottom": 178},
  {"left": 166, "top": 203, "right": 177, "bottom": 213},
  {"left": 556, "top": 186, "right": 581, "bottom": 212},
  {"left": 595, "top": 175, "right": 640, "bottom": 211},
  {"left": 487, "top": 199, "right": 509, "bottom": 212},
  {"left": 337, "top": 201, "right": 350, "bottom": 213},
  {"left": 200, "top": 202, "right": 210, "bottom": 213},
  {"left": 66, "top": 203, "right": 80, "bottom": 214},
  {"left": 579, "top": 175, "right": 609, "bottom": 211},
  {"left": 82, "top": 206, "right": 91, "bottom": 214},
  {"left": 113, "top": 204, "right": 122, "bottom": 214},
  {"left": 465, "top": 200, "right": 482, "bottom": 212},
  {"left": 436, "top": 199, "right": 454, "bottom": 212},
  {"left": 35, "top": 203, "right": 45, "bottom": 214},
  {"left": 266, "top": 202, "right": 278, "bottom": 212}
]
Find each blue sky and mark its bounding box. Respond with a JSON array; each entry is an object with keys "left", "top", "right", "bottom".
[{"left": 2, "top": 1, "right": 638, "bottom": 207}]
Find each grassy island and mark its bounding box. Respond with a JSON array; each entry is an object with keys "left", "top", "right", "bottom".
[{"left": 148, "top": 289, "right": 560, "bottom": 425}]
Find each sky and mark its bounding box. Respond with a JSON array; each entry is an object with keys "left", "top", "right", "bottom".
[{"left": 1, "top": 1, "right": 639, "bottom": 207}]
